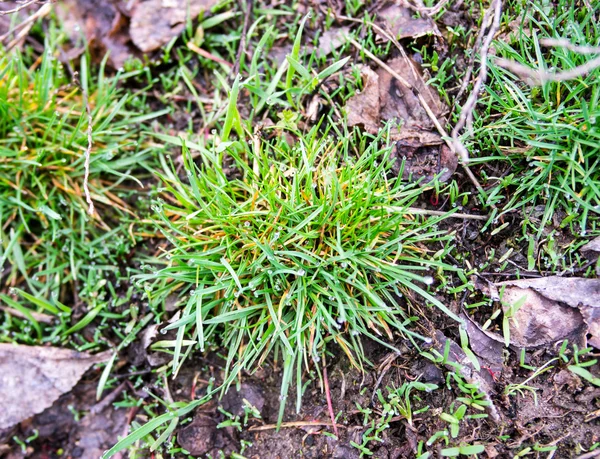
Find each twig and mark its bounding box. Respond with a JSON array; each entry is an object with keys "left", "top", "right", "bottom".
[
  {"left": 187, "top": 42, "right": 233, "bottom": 68},
  {"left": 451, "top": 0, "right": 502, "bottom": 163},
  {"left": 575, "top": 450, "right": 600, "bottom": 459},
  {"left": 0, "top": 2, "right": 51, "bottom": 46},
  {"left": 0, "top": 0, "right": 50, "bottom": 15},
  {"left": 248, "top": 420, "right": 346, "bottom": 431},
  {"left": 455, "top": 3, "right": 495, "bottom": 103},
  {"left": 496, "top": 54, "right": 600, "bottom": 86},
  {"left": 540, "top": 38, "right": 600, "bottom": 55},
  {"left": 73, "top": 71, "right": 95, "bottom": 216},
  {"left": 231, "top": 0, "right": 253, "bottom": 77},
  {"left": 403, "top": 207, "right": 488, "bottom": 220},
  {"left": 322, "top": 358, "right": 339, "bottom": 438}
]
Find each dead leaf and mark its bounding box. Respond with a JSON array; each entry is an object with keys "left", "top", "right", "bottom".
[
  {"left": 130, "top": 0, "right": 220, "bottom": 53},
  {"left": 497, "top": 277, "right": 600, "bottom": 348},
  {"left": 56, "top": 0, "right": 137, "bottom": 68},
  {"left": 317, "top": 26, "right": 350, "bottom": 58},
  {"left": 581, "top": 236, "right": 600, "bottom": 276},
  {"left": 346, "top": 58, "right": 455, "bottom": 182},
  {"left": 462, "top": 313, "right": 504, "bottom": 374},
  {"left": 433, "top": 331, "right": 501, "bottom": 421},
  {"left": 0, "top": 344, "right": 110, "bottom": 429},
  {"left": 377, "top": 1, "right": 440, "bottom": 40}
]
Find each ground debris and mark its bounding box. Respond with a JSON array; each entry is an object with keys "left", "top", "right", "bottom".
[
  {"left": 56, "top": 0, "right": 219, "bottom": 67},
  {"left": 376, "top": 1, "right": 440, "bottom": 40},
  {"left": 346, "top": 58, "right": 456, "bottom": 182},
  {"left": 496, "top": 277, "right": 600, "bottom": 349},
  {"left": 581, "top": 236, "right": 600, "bottom": 276},
  {"left": 130, "top": 0, "right": 219, "bottom": 53},
  {"left": 0, "top": 344, "right": 111, "bottom": 429}
]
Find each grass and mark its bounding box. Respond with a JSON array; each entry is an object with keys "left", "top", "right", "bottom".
[
  {"left": 0, "top": 38, "right": 165, "bottom": 345},
  {"left": 471, "top": 0, "right": 600, "bottom": 234},
  {"left": 139, "top": 121, "right": 460, "bottom": 424},
  {"left": 2, "top": 0, "right": 600, "bottom": 458}
]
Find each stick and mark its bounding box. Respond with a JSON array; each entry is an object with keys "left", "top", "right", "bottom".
[
  {"left": 0, "top": 0, "right": 50, "bottom": 15},
  {"left": 496, "top": 54, "right": 600, "bottom": 85},
  {"left": 248, "top": 420, "right": 345, "bottom": 432}
]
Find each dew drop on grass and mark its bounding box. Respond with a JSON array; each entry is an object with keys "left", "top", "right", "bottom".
[
  {"left": 423, "top": 276, "right": 434, "bottom": 285},
  {"left": 244, "top": 221, "right": 250, "bottom": 227},
  {"left": 160, "top": 328, "right": 168, "bottom": 335},
  {"left": 296, "top": 269, "right": 305, "bottom": 276}
]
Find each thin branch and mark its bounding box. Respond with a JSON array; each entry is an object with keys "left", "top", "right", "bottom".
[
  {"left": 0, "top": 0, "right": 52, "bottom": 15},
  {"left": 496, "top": 54, "right": 600, "bottom": 86},
  {"left": 451, "top": 0, "right": 502, "bottom": 164},
  {"left": 347, "top": 34, "right": 490, "bottom": 199},
  {"left": 1, "top": 2, "right": 51, "bottom": 50},
  {"left": 248, "top": 420, "right": 346, "bottom": 432},
  {"left": 540, "top": 38, "right": 600, "bottom": 54},
  {"left": 413, "top": 0, "right": 451, "bottom": 16}
]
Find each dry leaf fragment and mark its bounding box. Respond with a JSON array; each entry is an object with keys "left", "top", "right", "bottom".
[
  {"left": 581, "top": 236, "right": 600, "bottom": 276},
  {"left": 130, "top": 0, "right": 220, "bottom": 53},
  {"left": 377, "top": 2, "right": 440, "bottom": 40},
  {"left": 497, "top": 277, "right": 600, "bottom": 349},
  {"left": 0, "top": 344, "right": 111, "bottom": 429}
]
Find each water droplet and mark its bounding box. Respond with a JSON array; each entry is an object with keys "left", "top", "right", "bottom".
[{"left": 423, "top": 276, "right": 434, "bottom": 285}]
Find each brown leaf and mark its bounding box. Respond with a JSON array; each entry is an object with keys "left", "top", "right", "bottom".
[
  {"left": 432, "top": 331, "right": 501, "bottom": 421},
  {"left": 581, "top": 236, "right": 600, "bottom": 276},
  {"left": 346, "top": 58, "right": 455, "bottom": 182},
  {"left": 317, "top": 27, "right": 350, "bottom": 58},
  {"left": 130, "top": 0, "right": 220, "bottom": 53},
  {"left": 497, "top": 277, "right": 600, "bottom": 348},
  {"left": 56, "top": 0, "right": 137, "bottom": 68},
  {"left": 377, "top": 2, "right": 440, "bottom": 41},
  {"left": 462, "top": 313, "right": 504, "bottom": 374},
  {"left": 0, "top": 344, "right": 110, "bottom": 429}
]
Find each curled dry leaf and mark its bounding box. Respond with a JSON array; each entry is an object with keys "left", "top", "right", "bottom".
[
  {"left": 0, "top": 344, "right": 111, "bottom": 429},
  {"left": 346, "top": 58, "right": 456, "bottom": 182},
  {"left": 497, "top": 277, "right": 600, "bottom": 349}
]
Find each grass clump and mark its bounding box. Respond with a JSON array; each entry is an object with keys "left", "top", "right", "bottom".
[
  {"left": 140, "top": 121, "right": 459, "bottom": 422},
  {"left": 473, "top": 0, "right": 600, "bottom": 232},
  {"left": 0, "top": 44, "right": 164, "bottom": 342}
]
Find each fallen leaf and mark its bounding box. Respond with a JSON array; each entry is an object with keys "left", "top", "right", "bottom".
[
  {"left": 317, "top": 26, "right": 350, "bottom": 57},
  {"left": 346, "top": 58, "right": 456, "bottom": 182},
  {"left": 377, "top": 1, "right": 440, "bottom": 40},
  {"left": 462, "top": 313, "right": 504, "bottom": 374},
  {"left": 130, "top": 0, "right": 220, "bottom": 53},
  {"left": 581, "top": 236, "right": 600, "bottom": 276},
  {"left": 0, "top": 344, "right": 110, "bottom": 429},
  {"left": 497, "top": 277, "right": 600, "bottom": 348},
  {"left": 56, "top": 0, "right": 137, "bottom": 68},
  {"left": 433, "top": 331, "right": 501, "bottom": 421}
]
